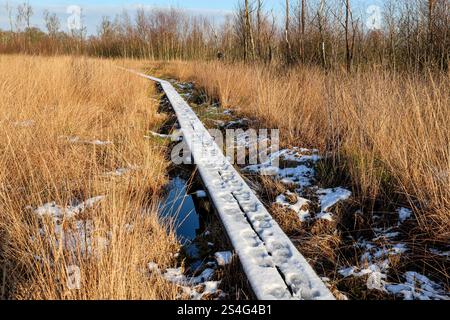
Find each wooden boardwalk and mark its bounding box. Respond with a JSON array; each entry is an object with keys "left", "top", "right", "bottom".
[{"left": 127, "top": 69, "right": 335, "bottom": 300}]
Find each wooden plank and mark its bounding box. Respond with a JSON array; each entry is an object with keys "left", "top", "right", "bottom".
[{"left": 126, "top": 69, "right": 335, "bottom": 300}]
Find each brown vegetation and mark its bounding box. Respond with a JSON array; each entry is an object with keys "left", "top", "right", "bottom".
[
  {"left": 161, "top": 60, "right": 449, "bottom": 241},
  {"left": 0, "top": 55, "right": 179, "bottom": 299},
  {"left": 0, "top": 1, "right": 448, "bottom": 71}
]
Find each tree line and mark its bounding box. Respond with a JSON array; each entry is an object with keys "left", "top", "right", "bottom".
[{"left": 0, "top": 0, "right": 448, "bottom": 71}]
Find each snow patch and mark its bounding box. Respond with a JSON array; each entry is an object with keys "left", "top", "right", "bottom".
[
  {"left": 244, "top": 148, "right": 320, "bottom": 189},
  {"left": 32, "top": 196, "right": 108, "bottom": 258},
  {"left": 429, "top": 248, "right": 450, "bottom": 258},
  {"left": 316, "top": 188, "right": 352, "bottom": 221},
  {"left": 195, "top": 190, "right": 207, "bottom": 198},
  {"left": 397, "top": 207, "right": 413, "bottom": 224},
  {"left": 148, "top": 263, "right": 224, "bottom": 300},
  {"left": 215, "top": 251, "right": 233, "bottom": 267},
  {"left": 276, "top": 192, "right": 310, "bottom": 222},
  {"left": 59, "top": 136, "right": 112, "bottom": 146},
  {"left": 146, "top": 130, "right": 183, "bottom": 142},
  {"left": 386, "top": 272, "right": 449, "bottom": 300},
  {"left": 35, "top": 196, "right": 105, "bottom": 220},
  {"left": 104, "top": 166, "right": 139, "bottom": 177},
  {"left": 13, "top": 120, "right": 35, "bottom": 127},
  {"left": 220, "top": 118, "right": 250, "bottom": 129}
]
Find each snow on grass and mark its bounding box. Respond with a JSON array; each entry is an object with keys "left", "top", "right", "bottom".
[
  {"left": 340, "top": 237, "right": 408, "bottom": 280},
  {"left": 176, "top": 82, "right": 194, "bottom": 91},
  {"left": 187, "top": 281, "right": 223, "bottom": 300},
  {"left": 13, "top": 120, "right": 35, "bottom": 127},
  {"left": 32, "top": 196, "right": 108, "bottom": 257},
  {"left": 89, "top": 140, "right": 113, "bottom": 146},
  {"left": 148, "top": 262, "right": 225, "bottom": 300},
  {"left": 34, "top": 196, "right": 105, "bottom": 220},
  {"left": 180, "top": 93, "right": 193, "bottom": 99},
  {"left": 385, "top": 272, "right": 449, "bottom": 300},
  {"left": 235, "top": 130, "right": 269, "bottom": 148},
  {"left": 357, "top": 240, "right": 408, "bottom": 265},
  {"left": 397, "top": 207, "right": 413, "bottom": 224},
  {"left": 278, "top": 165, "right": 316, "bottom": 188},
  {"left": 246, "top": 147, "right": 351, "bottom": 221},
  {"left": 244, "top": 148, "right": 321, "bottom": 189},
  {"left": 336, "top": 234, "right": 439, "bottom": 298},
  {"left": 195, "top": 190, "right": 207, "bottom": 198},
  {"left": 214, "top": 251, "right": 233, "bottom": 267},
  {"left": 146, "top": 130, "right": 183, "bottom": 142},
  {"left": 372, "top": 228, "right": 401, "bottom": 241},
  {"left": 276, "top": 192, "right": 311, "bottom": 222},
  {"left": 339, "top": 264, "right": 387, "bottom": 280},
  {"left": 316, "top": 188, "right": 352, "bottom": 221},
  {"left": 429, "top": 248, "right": 450, "bottom": 258},
  {"left": 340, "top": 265, "right": 449, "bottom": 300},
  {"left": 220, "top": 118, "right": 251, "bottom": 129},
  {"left": 104, "top": 166, "right": 139, "bottom": 177},
  {"left": 59, "top": 136, "right": 112, "bottom": 146}
]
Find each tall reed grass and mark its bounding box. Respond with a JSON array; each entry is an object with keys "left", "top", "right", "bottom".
[
  {"left": 0, "top": 55, "right": 179, "bottom": 299},
  {"left": 166, "top": 61, "right": 449, "bottom": 241}
]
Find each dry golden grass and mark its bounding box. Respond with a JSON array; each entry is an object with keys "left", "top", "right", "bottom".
[
  {"left": 0, "top": 55, "right": 180, "bottom": 300},
  {"left": 164, "top": 61, "right": 449, "bottom": 241}
]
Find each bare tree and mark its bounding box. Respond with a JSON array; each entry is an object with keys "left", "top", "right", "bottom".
[
  {"left": 5, "top": 1, "right": 14, "bottom": 32},
  {"left": 300, "top": 0, "right": 306, "bottom": 62},
  {"left": 427, "top": 0, "right": 436, "bottom": 63},
  {"left": 98, "top": 16, "right": 114, "bottom": 39},
  {"left": 43, "top": 10, "right": 60, "bottom": 36},
  {"left": 383, "top": 0, "right": 397, "bottom": 69},
  {"left": 317, "top": 0, "right": 327, "bottom": 68},
  {"left": 16, "top": 1, "right": 33, "bottom": 31},
  {"left": 244, "top": 0, "right": 255, "bottom": 61},
  {"left": 256, "top": 0, "right": 263, "bottom": 57},
  {"left": 284, "top": 0, "right": 293, "bottom": 63},
  {"left": 343, "top": 0, "right": 356, "bottom": 72}
]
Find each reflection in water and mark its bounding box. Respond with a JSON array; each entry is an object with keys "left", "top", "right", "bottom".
[{"left": 160, "top": 177, "right": 201, "bottom": 244}]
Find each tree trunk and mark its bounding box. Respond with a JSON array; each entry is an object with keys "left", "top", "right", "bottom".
[
  {"left": 428, "top": 0, "right": 435, "bottom": 65},
  {"left": 244, "top": 0, "right": 256, "bottom": 61},
  {"left": 301, "top": 0, "right": 306, "bottom": 62},
  {"left": 285, "top": 0, "right": 292, "bottom": 63},
  {"left": 257, "top": 0, "right": 262, "bottom": 58},
  {"left": 345, "top": 0, "right": 352, "bottom": 72},
  {"left": 318, "top": 0, "right": 326, "bottom": 68}
]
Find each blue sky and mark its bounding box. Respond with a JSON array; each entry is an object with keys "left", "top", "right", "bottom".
[{"left": 1, "top": 0, "right": 386, "bottom": 34}]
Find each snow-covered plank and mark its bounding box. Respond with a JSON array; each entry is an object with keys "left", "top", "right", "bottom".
[{"left": 125, "top": 68, "right": 335, "bottom": 301}]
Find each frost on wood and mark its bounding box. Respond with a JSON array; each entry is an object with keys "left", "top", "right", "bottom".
[{"left": 131, "top": 70, "right": 335, "bottom": 301}]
